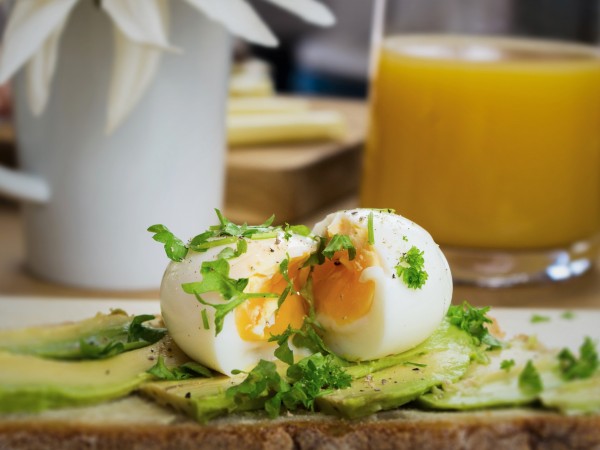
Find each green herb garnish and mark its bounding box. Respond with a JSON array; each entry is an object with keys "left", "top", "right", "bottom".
[
  {"left": 500, "top": 359, "right": 515, "bottom": 372},
  {"left": 518, "top": 360, "right": 543, "bottom": 395},
  {"left": 277, "top": 255, "right": 294, "bottom": 308},
  {"left": 182, "top": 258, "right": 277, "bottom": 335},
  {"left": 395, "top": 246, "right": 428, "bottom": 289},
  {"left": 201, "top": 309, "right": 210, "bottom": 330},
  {"left": 446, "top": 301, "right": 502, "bottom": 350},
  {"left": 147, "top": 356, "right": 212, "bottom": 380},
  {"left": 322, "top": 234, "right": 356, "bottom": 261},
  {"left": 558, "top": 337, "right": 598, "bottom": 381},
  {"left": 147, "top": 224, "right": 188, "bottom": 261},
  {"left": 367, "top": 212, "right": 375, "bottom": 245},
  {"left": 530, "top": 314, "right": 550, "bottom": 324},
  {"left": 284, "top": 223, "right": 312, "bottom": 239},
  {"left": 561, "top": 311, "right": 575, "bottom": 320},
  {"left": 227, "top": 354, "right": 351, "bottom": 418},
  {"left": 269, "top": 274, "right": 338, "bottom": 363}
]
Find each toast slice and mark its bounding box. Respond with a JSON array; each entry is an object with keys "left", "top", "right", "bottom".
[{"left": 1, "top": 396, "right": 599, "bottom": 450}]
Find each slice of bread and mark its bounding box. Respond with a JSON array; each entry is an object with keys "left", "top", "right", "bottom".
[{"left": 1, "top": 396, "right": 599, "bottom": 450}]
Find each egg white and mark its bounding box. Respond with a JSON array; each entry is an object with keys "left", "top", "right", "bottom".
[
  {"left": 160, "top": 231, "right": 317, "bottom": 375},
  {"left": 312, "top": 209, "right": 453, "bottom": 361}
]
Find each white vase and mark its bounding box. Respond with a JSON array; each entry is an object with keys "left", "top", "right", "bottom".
[{"left": 3, "top": 0, "right": 231, "bottom": 289}]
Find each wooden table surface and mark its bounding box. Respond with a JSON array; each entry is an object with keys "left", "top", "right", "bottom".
[{"left": 2, "top": 198, "right": 600, "bottom": 310}]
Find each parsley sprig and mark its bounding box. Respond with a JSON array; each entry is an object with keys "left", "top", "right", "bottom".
[
  {"left": 227, "top": 354, "right": 351, "bottom": 418},
  {"left": 500, "top": 359, "right": 516, "bottom": 372},
  {"left": 147, "top": 356, "right": 213, "bottom": 380},
  {"left": 322, "top": 234, "right": 357, "bottom": 261},
  {"left": 558, "top": 337, "right": 598, "bottom": 381},
  {"left": 395, "top": 246, "right": 428, "bottom": 289},
  {"left": 147, "top": 225, "right": 188, "bottom": 262},
  {"left": 269, "top": 274, "right": 340, "bottom": 364},
  {"left": 518, "top": 360, "right": 543, "bottom": 395},
  {"left": 446, "top": 301, "right": 502, "bottom": 350},
  {"left": 149, "top": 210, "right": 316, "bottom": 262},
  {"left": 182, "top": 258, "right": 278, "bottom": 335}
]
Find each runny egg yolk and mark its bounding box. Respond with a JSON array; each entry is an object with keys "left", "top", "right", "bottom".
[
  {"left": 235, "top": 217, "right": 378, "bottom": 341},
  {"left": 312, "top": 248, "right": 376, "bottom": 326},
  {"left": 312, "top": 216, "right": 378, "bottom": 326},
  {"left": 235, "top": 259, "right": 307, "bottom": 341}
]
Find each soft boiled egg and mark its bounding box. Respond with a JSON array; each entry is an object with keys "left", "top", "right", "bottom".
[
  {"left": 160, "top": 230, "right": 317, "bottom": 375},
  {"left": 160, "top": 209, "right": 452, "bottom": 375},
  {"left": 310, "top": 209, "right": 452, "bottom": 361}
]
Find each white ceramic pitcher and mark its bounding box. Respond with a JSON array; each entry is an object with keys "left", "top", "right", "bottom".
[{"left": 0, "top": 1, "right": 231, "bottom": 290}]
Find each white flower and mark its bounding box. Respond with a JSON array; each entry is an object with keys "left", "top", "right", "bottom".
[{"left": 0, "top": 0, "right": 334, "bottom": 133}]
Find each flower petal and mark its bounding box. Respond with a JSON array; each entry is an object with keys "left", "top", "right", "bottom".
[
  {"left": 102, "top": 0, "right": 174, "bottom": 50},
  {"left": 183, "top": 0, "right": 277, "bottom": 47},
  {"left": 106, "top": 28, "right": 163, "bottom": 133},
  {"left": 25, "top": 15, "right": 70, "bottom": 115},
  {"left": 0, "top": 0, "right": 78, "bottom": 84},
  {"left": 260, "top": 0, "right": 335, "bottom": 26}
]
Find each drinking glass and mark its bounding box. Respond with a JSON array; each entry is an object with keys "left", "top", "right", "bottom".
[{"left": 361, "top": 0, "right": 600, "bottom": 286}]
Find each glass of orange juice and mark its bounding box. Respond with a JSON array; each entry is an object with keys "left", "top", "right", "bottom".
[{"left": 361, "top": 0, "right": 600, "bottom": 286}]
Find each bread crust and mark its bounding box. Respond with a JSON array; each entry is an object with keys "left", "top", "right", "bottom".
[{"left": 2, "top": 408, "right": 600, "bottom": 450}]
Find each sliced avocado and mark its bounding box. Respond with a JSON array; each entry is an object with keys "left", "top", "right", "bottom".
[
  {"left": 418, "top": 336, "right": 563, "bottom": 410},
  {"left": 139, "top": 320, "right": 476, "bottom": 422},
  {"left": 343, "top": 319, "right": 474, "bottom": 379},
  {"left": 315, "top": 321, "right": 474, "bottom": 419},
  {"left": 141, "top": 374, "right": 264, "bottom": 423},
  {"left": 541, "top": 372, "right": 600, "bottom": 414},
  {"left": 0, "top": 310, "right": 165, "bottom": 359},
  {"left": 0, "top": 337, "right": 188, "bottom": 413}
]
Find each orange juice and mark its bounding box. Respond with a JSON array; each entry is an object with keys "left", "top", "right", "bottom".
[{"left": 361, "top": 35, "right": 600, "bottom": 250}]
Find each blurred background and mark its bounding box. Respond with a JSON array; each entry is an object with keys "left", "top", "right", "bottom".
[
  {"left": 247, "top": 0, "right": 600, "bottom": 98},
  {"left": 1, "top": 0, "right": 600, "bottom": 296}
]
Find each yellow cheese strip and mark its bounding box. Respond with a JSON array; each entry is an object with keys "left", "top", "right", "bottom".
[
  {"left": 228, "top": 97, "right": 310, "bottom": 115},
  {"left": 227, "top": 110, "right": 347, "bottom": 147}
]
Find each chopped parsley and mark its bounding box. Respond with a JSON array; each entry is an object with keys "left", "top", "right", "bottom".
[
  {"left": 518, "top": 360, "right": 543, "bottom": 395},
  {"left": 367, "top": 212, "right": 375, "bottom": 245},
  {"left": 446, "top": 301, "right": 502, "bottom": 350},
  {"left": 558, "top": 337, "right": 598, "bottom": 381},
  {"left": 284, "top": 223, "right": 312, "bottom": 239},
  {"left": 500, "top": 359, "right": 515, "bottom": 372},
  {"left": 227, "top": 354, "right": 351, "bottom": 418},
  {"left": 269, "top": 274, "right": 339, "bottom": 363},
  {"left": 277, "top": 255, "right": 295, "bottom": 308},
  {"left": 561, "top": 311, "right": 575, "bottom": 320},
  {"left": 151, "top": 210, "right": 310, "bottom": 261},
  {"left": 201, "top": 309, "right": 210, "bottom": 330},
  {"left": 147, "top": 224, "right": 188, "bottom": 262},
  {"left": 395, "top": 246, "right": 428, "bottom": 289},
  {"left": 147, "top": 356, "right": 212, "bottom": 380},
  {"left": 322, "top": 234, "right": 356, "bottom": 261},
  {"left": 530, "top": 314, "right": 550, "bottom": 324},
  {"left": 182, "top": 257, "right": 277, "bottom": 335}
]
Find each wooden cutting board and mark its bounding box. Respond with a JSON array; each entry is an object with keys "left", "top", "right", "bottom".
[{"left": 224, "top": 97, "right": 367, "bottom": 224}]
